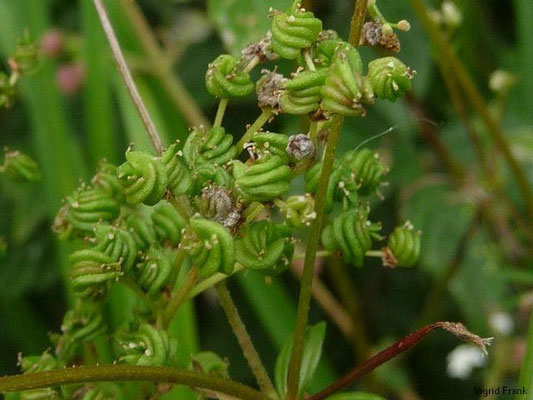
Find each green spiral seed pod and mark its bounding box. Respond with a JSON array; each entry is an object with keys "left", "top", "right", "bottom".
[
  {"left": 151, "top": 200, "right": 186, "bottom": 245},
  {"left": 161, "top": 142, "right": 193, "bottom": 196},
  {"left": 385, "top": 222, "right": 421, "bottom": 267},
  {"left": 367, "top": 57, "right": 413, "bottom": 102},
  {"left": 62, "top": 186, "right": 120, "bottom": 232},
  {"left": 252, "top": 132, "right": 290, "bottom": 160},
  {"left": 235, "top": 221, "right": 294, "bottom": 275},
  {"left": 69, "top": 249, "right": 122, "bottom": 300},
  {"left": 279, "top": 194, "right": 316, "bottom": 228},
  {"left": 188, "top": 163, "right": 233, "bottom": 195},
  {"left": 18, "top": 352, "right": 62, "bottom": 400},
  {"left": 183, "top": 126, "right": 237, "bottom": 167},
  {"left": 189, "top": 352, "right": 230, "bottom": 379},
  {"left": 321, "top": 44, "right": 373, "bottom": 116},
  {"left": 55, "top": 305, "right": 107, "bottom": 362},
  {"left": 183, "top": 218, "right": 235, "bottom": 279},
  {"left": 125, "top": 213, "right": 157, "bottom": 250},
  {"left": 342, "top": 148, "right": 387, "bottom": 196},
  {"left": 322, "top": 208, "right": 381, "bottom": 267},
  {"left": 135, "top": 245, "right": 172, "bottom": 297},
  {"left": 233, "top": 154, "right": 291, "bottom": 202},
  {"left": 271, "top": 1, "right": 322, "bottom": 60},
  {"left": 116, "top": 324, "right": 175, "bottom": 366},
  {"left": 82, "top": 383, "right": 123, "bottom": 400},
  {"left": 91, "top": 161, "right": 123, "bottom": 199},
  {"left": 117, "top": 150, "right": 168, "bottom": 206},
  {"left": 311, "top": 30, "right": 343, "bottom": 68},
  {"left": 93, "top": 224, "right": 138, "bottom": 272},
  {"left": 281, "top": 69, "right": 327, "bottom": 115},
  {"left": 305, "top": 161, "right": 358, "bottom": 212},
  {"left": 1, "top": 149, "right": 41, "bottom": 182},
  {"left": 205, "top": 54, "right": 254, "bottom": 98}
]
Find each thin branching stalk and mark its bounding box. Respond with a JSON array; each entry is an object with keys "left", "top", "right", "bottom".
[
  {"left": 215, "top": 282, "right": 276, "bottom": 396},
  {"left": 162, "top": 266, "right": 199, "bottom": 329},
  {"left": 214, "top": 98, "right": 229, "bottom": 128},
  {"left": 287, "top": 2, "right": 368, "bottom": 397},
  {"left": 93, "top": 0, "right": 164, "bottom": 153},
  {"left": 306, "top": 322, "right": 492, "bottom": 400},
  {"left": 408, "top": 0, "right": 533, "bottom": 222},
  {"left": 0, "top": 365, "right": 268, "bottom": 400},
  {"left": 236, "top": 109, "right": 274, "bottom": 151},
  {"left": 286, "top": 115, "right": 344, "bottom": 400},
  {"left": 289, "top": 263, "right": 355, "bottom": 340},
  {"left": 116, "top": 0, "right": 210, "bottom": 129}
]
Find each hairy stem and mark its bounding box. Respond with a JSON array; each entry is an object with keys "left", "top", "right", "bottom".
[
  {"left": 408, "top": 0, "right": 533, "bottom": 222},
  {"left": 215, "top": 282, "right": 276, "bottom": 396},
  {"left": 348, "top": 0, "right": 370, "bottom": 46},
  {"left": 93, "top": 0, "right": 164, "bottom": 153},
  {"left": 236, "top": 109, "right": 274, "bottom": 150},
  {"left": 117, "top": 0, "right": 210, "bottom": 128},
  {"left": 0, "top": 365, "right": 268, "bottom": 400},
  {"left": 306, "top": 322, "right": 492, "bottom": 400},
  {"left": 286, "top": 115, "right": 343, "bottom": 400}
]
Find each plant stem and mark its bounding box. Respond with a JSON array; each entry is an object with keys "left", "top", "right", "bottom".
[
  {"left": 116, "top": 0, "right": 210, "bottom": 129},
  {"left": 215, "top": 282, "right": 276, "bottom": 396},
  {"left": 289, "top": 263, "right": 355, "bottom": 340},
  {"left": 286, "top": 115, "right": 343, "bottom": 400},
  {"left": 348, "top": 0, "right": 370, "bottom": 46},
  {"left": 162, "top": 266, "right": 199, "bottom": 329},
  {"left": 0, "top": 365, "right": 268, "bottom": 400},
  {"left": 214, "top": 98, "right": 229, "bottom": 128},
  {"left": 236, "top": 110, "right": 274, "bottom": 150},
  {"left": 408, "top": 0, "right": 533, "bottom": 222},
  {"left": 93, "top": 0, "right": 164, "bottom": 154},
  {"left": 306, "top": 322, "right": 492, "bottom": 400},
  {"left": 186, "top": 264, "right": 245, "bottom": 300}
]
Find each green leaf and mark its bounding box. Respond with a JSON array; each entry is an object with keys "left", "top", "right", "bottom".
[
  {"left": 274, "top": 321, "right": 327, "bottom": 398},
  {"left": 326, "top": 393, "right": 386, "bottom": 400},
  {"left": 207, "top": 0, "right": 292, "bottom": 56}
]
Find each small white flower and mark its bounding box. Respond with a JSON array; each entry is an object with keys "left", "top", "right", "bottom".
[
  {"left": 489, "top": 312, "right": 514, "bottom": 336},
  {"left": 447, "top": 344, "right": 486, "bottom": 379}
]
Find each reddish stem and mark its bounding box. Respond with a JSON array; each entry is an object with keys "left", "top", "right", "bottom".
[{"left": 306, "top": 322, "right": 492, "bottom": 400}]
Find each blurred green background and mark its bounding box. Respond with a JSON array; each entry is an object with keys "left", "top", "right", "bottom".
[{"left": 0, "top": 0, "right": 532, "bottom": 399}]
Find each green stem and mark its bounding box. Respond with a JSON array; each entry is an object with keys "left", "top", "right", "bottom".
[
  {"left": 116, "top": 0, "right": 210, "bottom": 129},
  {"left": 215, "top": 282, "right": 276, "bottom": 396},
  {"left": 162, "top": 266, "right": 199, "bottom": 329},
  {"left": 287, "top": 3, "right": 368, "bottom": 396},
  {"left": 186, "top": 264, "right": 245, "bottom": 300},
  {"left": 348, "top": 0, "right": 370, "bottom": 47},
  {"left": 408, "top": 0, "right": 533, "bottom": 222},
  {"left": 213, "top": 98, "right": 229, "bottom": 128},
  {"left": 286, "top": 115, "right": 344, "bottom": 400},
  {"left": 0, "top": 365, "right": 268, "bottom": 400},
  {"left": 236, "top": 109, "right": 274, "bottom": 150}
]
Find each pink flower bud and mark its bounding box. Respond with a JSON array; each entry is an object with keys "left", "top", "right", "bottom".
[
  {"left": 57, "top": 63, "right": 85, "bottom": 96},
  {"left": 41, "top": 29, "right": 64, "bottom": 57}
]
